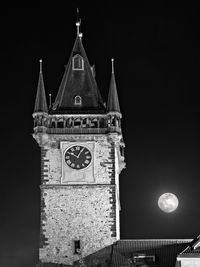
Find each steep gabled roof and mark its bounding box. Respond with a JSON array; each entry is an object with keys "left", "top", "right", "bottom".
[
  {"left": 34, "top": 60, "right": 48, "bottom": 113},
  {"left": 107, "top": 59, "right": 120, "bottom": 114},
  {"left": 179, "top": 234, "right": 200, "bottom": 256},
  {"left": 52, "top": 35, "right": 105, "bottom": 114}
]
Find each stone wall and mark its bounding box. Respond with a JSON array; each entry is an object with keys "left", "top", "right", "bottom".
[
  {"left": 39, "top": 134, "right": 121, "bottom": 265},
  {"left": 40, "top": 186, "right": 116, "bottom": 265}
]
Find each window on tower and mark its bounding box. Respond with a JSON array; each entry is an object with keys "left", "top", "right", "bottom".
[
  {"left": 72, "top": 54, "right": 84, "bottom": 70},
  {"left": 74, "top": 240, "right": 81, "bottom": 254},
  {"left": 74, "top": 95, "right": 82, "bottom": 106},
  {"left": 120, "top": 146, "right": 124, "bottom": 157}
]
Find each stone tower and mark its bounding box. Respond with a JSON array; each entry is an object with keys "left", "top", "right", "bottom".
[{"left": 33, "top": 19, "right": 125, "bottom": 266}]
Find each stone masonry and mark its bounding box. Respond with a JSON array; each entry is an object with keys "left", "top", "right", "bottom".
[{"left": 37, "top": 133, "right": 122, "bottom": 265}]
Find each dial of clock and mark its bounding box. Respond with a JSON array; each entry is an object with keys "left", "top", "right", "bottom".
[{"left": 64, "top": 145, "right": 92, "bottom": 170}]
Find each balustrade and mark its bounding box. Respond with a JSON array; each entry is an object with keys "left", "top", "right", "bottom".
[{"left": 34, "top": 115, "right": 121, "bottom": 133}]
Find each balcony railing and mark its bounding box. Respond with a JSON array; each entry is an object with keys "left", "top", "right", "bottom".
[{"left": 45, "top": 127, "right": 121, "bottom": 134}]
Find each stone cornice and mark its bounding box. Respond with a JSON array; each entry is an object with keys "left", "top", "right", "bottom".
[{"left": 40, "top": 184, "right": 117, "bottom": 189}]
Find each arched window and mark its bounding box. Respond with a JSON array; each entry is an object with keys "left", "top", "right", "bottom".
[
  {"left": 74, "top": 95, "right": 82, "bottom": 106},
  {"left": 72, "top": 54, "right": 84, "bottom": 70}
]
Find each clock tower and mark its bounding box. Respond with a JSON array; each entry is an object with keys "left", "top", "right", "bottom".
[{"left": 33, "top": 19, "right": 125, "bottom": 266}]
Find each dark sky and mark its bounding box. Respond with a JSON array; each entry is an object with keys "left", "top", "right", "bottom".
[{"left": 1, "top": 5, "right": 200, "bottom": 267}]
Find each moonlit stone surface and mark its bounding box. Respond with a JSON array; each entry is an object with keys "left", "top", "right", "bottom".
[{"left": 158, "top": 193, "right": 179, "bottom": 213}]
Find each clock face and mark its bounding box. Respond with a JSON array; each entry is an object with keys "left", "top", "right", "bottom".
[{"left": 64, "top": 145, "right": 92, "bottom": 170}]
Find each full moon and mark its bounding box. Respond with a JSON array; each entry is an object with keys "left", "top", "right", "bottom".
[{"left": 158, "top": 193, "right": 179, "bottom": 213}]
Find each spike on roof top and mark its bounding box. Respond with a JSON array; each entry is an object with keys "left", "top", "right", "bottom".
[
  {"left": 76, "top": 8, "right": 83, "bottom": 39},
  {"left": 39, "top": 59, "right": 42, "bottom": 73},
  {"left": 111, "top": 58, "right": 114, "bottom": 74},
  {"left": 107, "top": 58, "right": 121, "bottom": 114},
  {"left": 34, "top": 59, "right": 48, "bottom": 114}
]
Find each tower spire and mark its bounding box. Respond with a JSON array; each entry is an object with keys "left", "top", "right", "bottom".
[
  {"left": 52, "top": 24, "right": 104, "bottom": 113},
  {"left": 34, "top": 59, "right": 48, "bottom": 113},
  {"left": 107, "top": 58, "right": 121, "bottom": 114}
]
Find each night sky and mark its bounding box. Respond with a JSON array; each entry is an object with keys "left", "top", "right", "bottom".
[{"left": 1, "top": 6, "right": 200, "bottom": 267}]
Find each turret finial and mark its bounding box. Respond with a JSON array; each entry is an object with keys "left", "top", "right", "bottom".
[
  {"left": 75, "top": 8, "right": 83, "bottom": 39},
  {"left": 39, "top": 59, "right": 42, "bottom": 74},
  {"left": 111, "top": 58, "right": 114, "bottom": 74},
  {"left": 76, "top": 8, "right": 81, "bottom": 36},
  {"left": 49, "top": 93, "right": 52, "bottom": 108}
]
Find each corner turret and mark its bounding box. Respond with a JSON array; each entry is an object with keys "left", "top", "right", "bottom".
[
  {"left": 34, "top": 59, "right": 48, "bottom": 114},
  {"left": 33, "top": 60, "right": 48, "bottom": 146},
  {"left": 107, "top": 58, "right": 121, "bottom": 115}
]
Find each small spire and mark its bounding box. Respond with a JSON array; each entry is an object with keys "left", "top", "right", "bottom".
[
  {"left": 39, "top": 59, "right": 42, "bottom": 73},
  {"left": 107, "top": 59, "right": 121, "bottom": 114},
  {"left": 49, "top": 93, "right": 52, "bottom": 108},
  {"left": 111, "top": 58, "right": 114, "bottom": 74},
  {"left": 34, "top": 59, "right": 48, "bottom": 113}
]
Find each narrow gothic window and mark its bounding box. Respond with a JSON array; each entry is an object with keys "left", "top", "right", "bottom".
[
  {"left": 74, "top": 240, "right": 81, "bottom": 254},
  {"left": 72, "top": 54, "right": 84, "bottom": 70},
  {"left": 74, "top": 95, "right": 82, "bottom": 106},
  {"left": 120, "top": 146, "right": 124, "bottom": 157}
]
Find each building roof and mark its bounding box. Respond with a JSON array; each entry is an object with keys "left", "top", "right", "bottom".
[
  {"left": 34, "top": 60, "right": 48, "bottom": 114},
  {"left": 36, "top": 239, "right": 192, "bottom": 266},
  {"left": 107, "top": 59, "right": 121, "bottom": 114},
  {"left": 112, "top": 239, "right": 191, "bottom": 266},
  {"left": 178, "top": 234, "right": 200, "bottom": 257},
  {"left": 82, "top": 239, "right": 191, "bottom": 267},
  {"left": 52, "top": 35, "right": 105, "bottom": 114}
]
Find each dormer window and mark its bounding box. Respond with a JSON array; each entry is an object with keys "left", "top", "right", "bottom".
[
  {"left": 72, "top": 54, "right": 84, "bottom": 70},
  {"left": 133, "top": 255, "right": 155, "bottom": 264},
  {"left": 74, "top": 95, "right": 82, "bottom": 106}
]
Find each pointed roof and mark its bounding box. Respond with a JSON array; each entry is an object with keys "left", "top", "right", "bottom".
[
  {"left": 52, "top": 32, "right": 105, "bottom": 114},
  {"left": 80, "top": 239, "right": 191, "bottom": 267},
  {"left": 107, "top": 59, "right": 121, "bottom": 114},
  {"left": 179, "top": 234, "right": 200, "bottom": 255},
  {"left": 34, "top": 59, "right": 48, "bottom": 113}
]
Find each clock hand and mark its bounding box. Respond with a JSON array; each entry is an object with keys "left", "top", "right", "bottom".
[
  {"left": 66, "top": 151, "right": 78, "bottom": 158},
  {"left": 77, "top": 147, "right": 84, "bottom": 158},
  {"left": 71, "top": 152, "right": 78, "bottom": 158}
]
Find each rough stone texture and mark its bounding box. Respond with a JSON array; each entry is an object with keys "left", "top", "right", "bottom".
[
  {"left": 37, "top": 133, "right": 123, "bottom": 266},
  {"left": 46, "top": 149, "right": 61, "bottom": 184},
  {"left": 94, "top": 139, "right": 113, "bottom": 184},
  {"left": 40, "top": 186, "right": 116, "bottom": 265}
]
